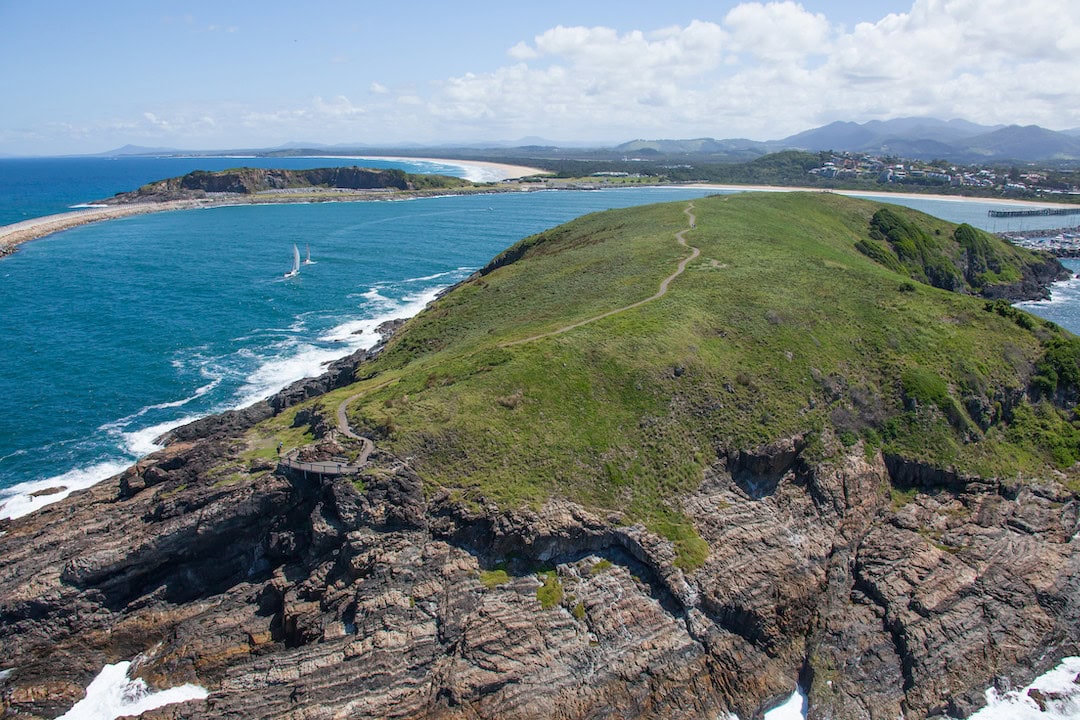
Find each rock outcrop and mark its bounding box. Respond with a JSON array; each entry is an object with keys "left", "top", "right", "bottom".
[
  {"left": 107, "top": 168, "right": 467, "bottom": 204},
  {"left": 1, "top": 421, "right": 1077, "bottom": 719}
]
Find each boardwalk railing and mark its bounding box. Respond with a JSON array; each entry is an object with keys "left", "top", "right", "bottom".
[{"left": 278, "top": 453, "right": 361, "bottom": 478}]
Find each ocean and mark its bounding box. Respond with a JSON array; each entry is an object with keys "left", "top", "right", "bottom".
[{"left": 0, "top": 157, "right": 1075, "bottom": 518}]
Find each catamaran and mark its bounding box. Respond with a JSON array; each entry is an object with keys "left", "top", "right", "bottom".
[
  {"left": 303, "top": 244, "right": 315, "bottom": 265},
  {"left": 283, "top": 244, "right": 300, "bottom": 279}
]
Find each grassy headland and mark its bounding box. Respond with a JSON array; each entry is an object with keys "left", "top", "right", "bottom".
[{"left": 254, "top": 192, "right": 1078, "bottom": 567}]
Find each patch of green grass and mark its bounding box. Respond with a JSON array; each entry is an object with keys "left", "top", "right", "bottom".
[
  {"left": 590, "top": 559, "right": 613, "bottom": 574},
  {"left": 890, "top": 486, "right": 919, "bottom": 510},
  {"left": 536, "top": 572, "right": 564, "bottom": 609},
  {"left": 160, "top": 483, "right": 187, "bottom": 499},
  {"left": 572, "top": 601, "right": 586, "bottom": 620},
  {"left": 480, "top": 568, "right": 511, "bottom": 589},
  {"left": 212, "top": 472, "right": 252, "bottom": 488},
  {"left": 242, "top": 410, "right": 315, "bottom": 462}
]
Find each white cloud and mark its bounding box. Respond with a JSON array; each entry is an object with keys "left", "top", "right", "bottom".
[
  {"left": 417, "top": 0, "right": 1080, "bottom": 140},
  {"left": 723, "top": 1, "right": 831, "bottom": 62},
  {"left": 16, "top": 0, "right": 1080, "bottom": 154}
]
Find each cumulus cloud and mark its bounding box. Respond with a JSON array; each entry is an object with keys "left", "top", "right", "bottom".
[
  {"left": 30, "top": 0, "right": 1078, "bottom": 153},
  {"left": 421, "top": 0, "right": 1080, "bottom": 140}
]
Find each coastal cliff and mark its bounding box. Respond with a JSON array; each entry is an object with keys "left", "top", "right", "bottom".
[
  {"left": 2, "top": 193, "right": 1079, "bottom": 719},
  {"left": 107, "top": 166, "right": 472, "bottom": 203}
]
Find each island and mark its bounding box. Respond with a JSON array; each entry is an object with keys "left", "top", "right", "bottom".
[{"left": 1, "top": 193, "right": 1079, "bottom": 719}]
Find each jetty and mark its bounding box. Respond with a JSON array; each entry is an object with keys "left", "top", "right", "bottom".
[{"left": 988, "top": 207, "right": 1080, "bottom": 218}]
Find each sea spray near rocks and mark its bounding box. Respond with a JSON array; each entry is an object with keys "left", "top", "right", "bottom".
[
  {"left": 56, "top": 661, "right": 208, "bottom": 720},
  {"left": 0, "top": 279, "right": 455, "bottom": 520},
  {"left": 963, "top": 657, "right": 1080, "bottom": 719}
]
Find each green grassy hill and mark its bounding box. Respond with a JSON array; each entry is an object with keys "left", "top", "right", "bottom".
[{"left": 259, "top": 192, "right": 1080, "bottom": 567}]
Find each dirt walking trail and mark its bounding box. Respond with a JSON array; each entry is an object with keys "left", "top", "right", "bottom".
[{"left": 503, "top": 203, "right": 699, "bottom": 347}]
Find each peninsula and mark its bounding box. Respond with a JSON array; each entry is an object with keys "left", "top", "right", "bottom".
[
  {"left": 5, "top": 162, "right": 1079, "bottom": 261},
  {"left": 2, "top": 193, "right": 1079, "bottom": 719},
  {"left": 0, "top": 163, "right": 540, "bottom": 258}
]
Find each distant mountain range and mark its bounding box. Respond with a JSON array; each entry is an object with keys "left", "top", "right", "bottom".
[
  {"left": 92, "top": 118, "right": 1080, "bottom": 165},
  {"left": 615, "top": 118, "right": 1080, "bottom": 163}
]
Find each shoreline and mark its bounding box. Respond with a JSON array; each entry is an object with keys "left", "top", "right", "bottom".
[
  {"left": 0, "top": 200, "right": 215, "bottom": 257},
  {"left": 678, "top": 182, "right": 1080, "bottom": 208},
  {"left": 0, "top": 284, "right": 428, "bottom": 521},
  {"left": 4, "top": 177, "right": 1077, "bottom": 259},
  {"left": 0, "top": 155, "right": 547, "bottom": 257},
  {"left": 329, "top": 155, "right": 547, "bottom": 183}
]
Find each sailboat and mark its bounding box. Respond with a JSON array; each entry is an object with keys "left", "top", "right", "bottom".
[
  {"left": 283, "top": 244, "right": 300, "bottom": 279},
  {"left": 302, "top": 244, "right": 315, "bottom": 265}
]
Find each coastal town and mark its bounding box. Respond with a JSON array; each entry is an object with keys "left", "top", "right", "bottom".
[{"left": 807, "top": 151, "right": 1080, "bottom": 198}]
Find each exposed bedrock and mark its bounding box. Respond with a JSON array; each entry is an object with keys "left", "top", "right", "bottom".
[{"left": 1, "top": 432, "right": 1078, "bottom": 719}]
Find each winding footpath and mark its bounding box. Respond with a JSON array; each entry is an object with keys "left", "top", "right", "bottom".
[
  {"left": 503, "top": 203, "right": 700, "bottom": 347},
  {"left": 279, "top": 204, "right": 700, "bottom": 474},
  {"left": 279, "top": 380, "right": 396, "bottom": 477}
]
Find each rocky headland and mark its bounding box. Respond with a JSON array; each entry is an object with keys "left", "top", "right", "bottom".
[
  {"left": 0, "top": 166, "right": 492, "bottom": 258},
  {"left": 2, "top": 193, "right": 1080, "bottom": 719}
]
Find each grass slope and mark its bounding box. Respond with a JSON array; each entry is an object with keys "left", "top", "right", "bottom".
[{"left": 258, "top": 192, "right": 1080, "bottom": 568}]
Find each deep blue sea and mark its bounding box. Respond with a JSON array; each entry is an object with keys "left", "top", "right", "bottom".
[{"left": 1, "top": 156, "right": 1077, "bottom": 518}]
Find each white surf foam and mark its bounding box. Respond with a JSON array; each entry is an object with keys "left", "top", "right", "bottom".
[
  {"left": 719, "top": 686, "right": 807, "bottom": 720},
  {"left": 1016, "top": 274, "right": 1080, "bottom": 308},
  {"left": 57, "top": 661, "right": 207, "bottom": 720},
  {"left": 121, "top": 416, "right": 204, "bottom": 457},
  {"left": 962, "top": 656, "right": 1080, "bottom": 719},
  {"left": 403, "top": 270, "right": 457, "bottom": 283},
  {"left": 762, "top": 688, "right": 807, "bottom": 719},
  {"left": 0, "top": 459, "right": 132, "bottom": 520},
  {"left": 5, "top": 278, "right": 452, "bottom": 521},
  {"left": 99, "top": 379, "right": 222, "bottom": 433},
  {"left": 68, "top": 203, "right": 110, "bottom": 209}
]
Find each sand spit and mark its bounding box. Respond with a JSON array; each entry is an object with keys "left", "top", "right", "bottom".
[{"left": 0, "top": 200, "right": 211, "bottom": 257}]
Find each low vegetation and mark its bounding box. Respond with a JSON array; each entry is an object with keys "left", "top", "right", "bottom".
[
  {"left": 256, "top": 192, "right": 1079, "bottom": 570},
  {"left": 536, "top": 571, "right": 564, "bottom": 609}
]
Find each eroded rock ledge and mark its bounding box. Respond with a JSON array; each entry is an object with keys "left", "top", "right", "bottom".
[{"left": 1, "top": 413, "right": 1077, "bottom": 719}]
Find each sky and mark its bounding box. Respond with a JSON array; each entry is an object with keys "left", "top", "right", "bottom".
[{"left": 1, "top": 0, "right": 1078, "bottom": 155}]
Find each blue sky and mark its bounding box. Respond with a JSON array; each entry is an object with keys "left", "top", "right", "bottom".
[{"left": 2, "top": 0, "right": 1077, "bottom": 155}]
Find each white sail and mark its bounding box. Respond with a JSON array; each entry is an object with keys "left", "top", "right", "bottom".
[
  {"left": 283, "top": 244, "right": 300, "bottom": 278},
  {"left": 303, "top": 244, "right": 314, "bottom": 265}
]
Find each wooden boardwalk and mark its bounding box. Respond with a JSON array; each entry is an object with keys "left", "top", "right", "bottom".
[{"left": 277, "top": 384, "right": 387, "bottom": 479}]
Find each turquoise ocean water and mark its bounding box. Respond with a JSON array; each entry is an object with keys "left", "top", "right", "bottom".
[{"left": 0, "top": 157, "right": 1076, "bottom": 517}]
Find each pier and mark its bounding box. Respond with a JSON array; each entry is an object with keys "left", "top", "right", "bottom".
[{"left": 988, "top": 207, "right": 1080, "bottom": 218}]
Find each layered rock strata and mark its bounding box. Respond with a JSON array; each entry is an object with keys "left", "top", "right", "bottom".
[{"left": 1, "top": 416, "right": 1077, "bottom": 719}]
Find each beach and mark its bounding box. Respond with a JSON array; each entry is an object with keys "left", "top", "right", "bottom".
[
  {"left": 0, "top": 200, "right": 211, "bottom": 257},
  {"left": 342, "top": 155, "right": 546, "bottom": 183},
  {"left": 0, "top": 157, "right": 547, "bottom": 256},
  {"left": 3, "top": 168, "right": 1075, "bottom": 258},
  {"left": 680, "top": 182, "right": 1080, "bottom": 208}
]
